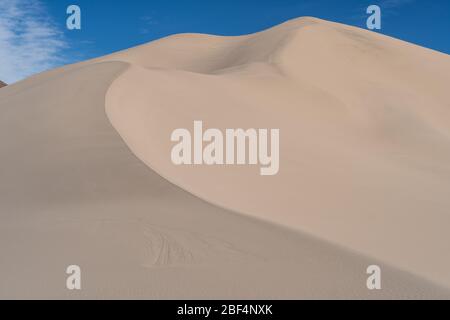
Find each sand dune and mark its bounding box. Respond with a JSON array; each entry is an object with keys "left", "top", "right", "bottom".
[{"left": 1, "top": 17, "right": 450, "bottom": 299}]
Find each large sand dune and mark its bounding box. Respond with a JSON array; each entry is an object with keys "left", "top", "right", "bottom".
[{"left": 0, "top": 17, "right": 450, "bottom": 299}]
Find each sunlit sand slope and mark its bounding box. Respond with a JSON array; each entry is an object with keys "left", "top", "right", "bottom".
[{"left": 103, "top": 17, "right": 450, "bottom": 288}]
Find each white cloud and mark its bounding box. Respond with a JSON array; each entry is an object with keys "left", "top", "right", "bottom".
[{"left": 0, "top": 0, "right": 67, "bottom": 84}]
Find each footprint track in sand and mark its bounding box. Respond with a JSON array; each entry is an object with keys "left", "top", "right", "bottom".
[{"left": 141, "top": 224, "right": 263, "bottom": 267}]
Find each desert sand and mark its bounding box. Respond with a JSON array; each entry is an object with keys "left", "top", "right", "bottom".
[{"left": 0, "top": 17, "right": 450, "bottom": 299}]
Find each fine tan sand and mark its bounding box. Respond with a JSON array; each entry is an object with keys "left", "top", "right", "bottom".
[{"left": 0, "top": 17, "right": 450, "bottom": 299}]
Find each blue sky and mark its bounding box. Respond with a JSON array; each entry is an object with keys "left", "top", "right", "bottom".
[{"left": 1, "top": 0, "right": 449, "bottom": 83}]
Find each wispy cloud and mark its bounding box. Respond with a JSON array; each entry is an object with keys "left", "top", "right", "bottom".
[
  {"left": 350, "top": 0, "right": 415, "bottom": 22},
  {"left": 140, "top": 14, "right": 159, "bottom": 35},
  {"left": 380, "top": 0, "right": 415, "bottom": 9},
  {"left": 0, "top": 0, "right": 67, "bottom": 84}
]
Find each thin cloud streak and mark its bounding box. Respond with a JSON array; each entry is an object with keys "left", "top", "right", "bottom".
[
  {"left": 0, "top": 0, "right": 67, "bottom": 83},
  {"left": 381, "top": 0, "right": 415, "bottom": 9}
]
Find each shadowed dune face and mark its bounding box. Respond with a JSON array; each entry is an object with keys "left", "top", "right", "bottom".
[{"left": 0, "top": 17, "right": 450, "bottom": 299}]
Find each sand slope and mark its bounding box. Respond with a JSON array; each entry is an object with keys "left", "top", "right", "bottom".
[
  {"left": 0, "top": 17, "right": 450, "bottom": 299},
  {"left": 103, "top": 17, "right": 450, "bottom": 288}
]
